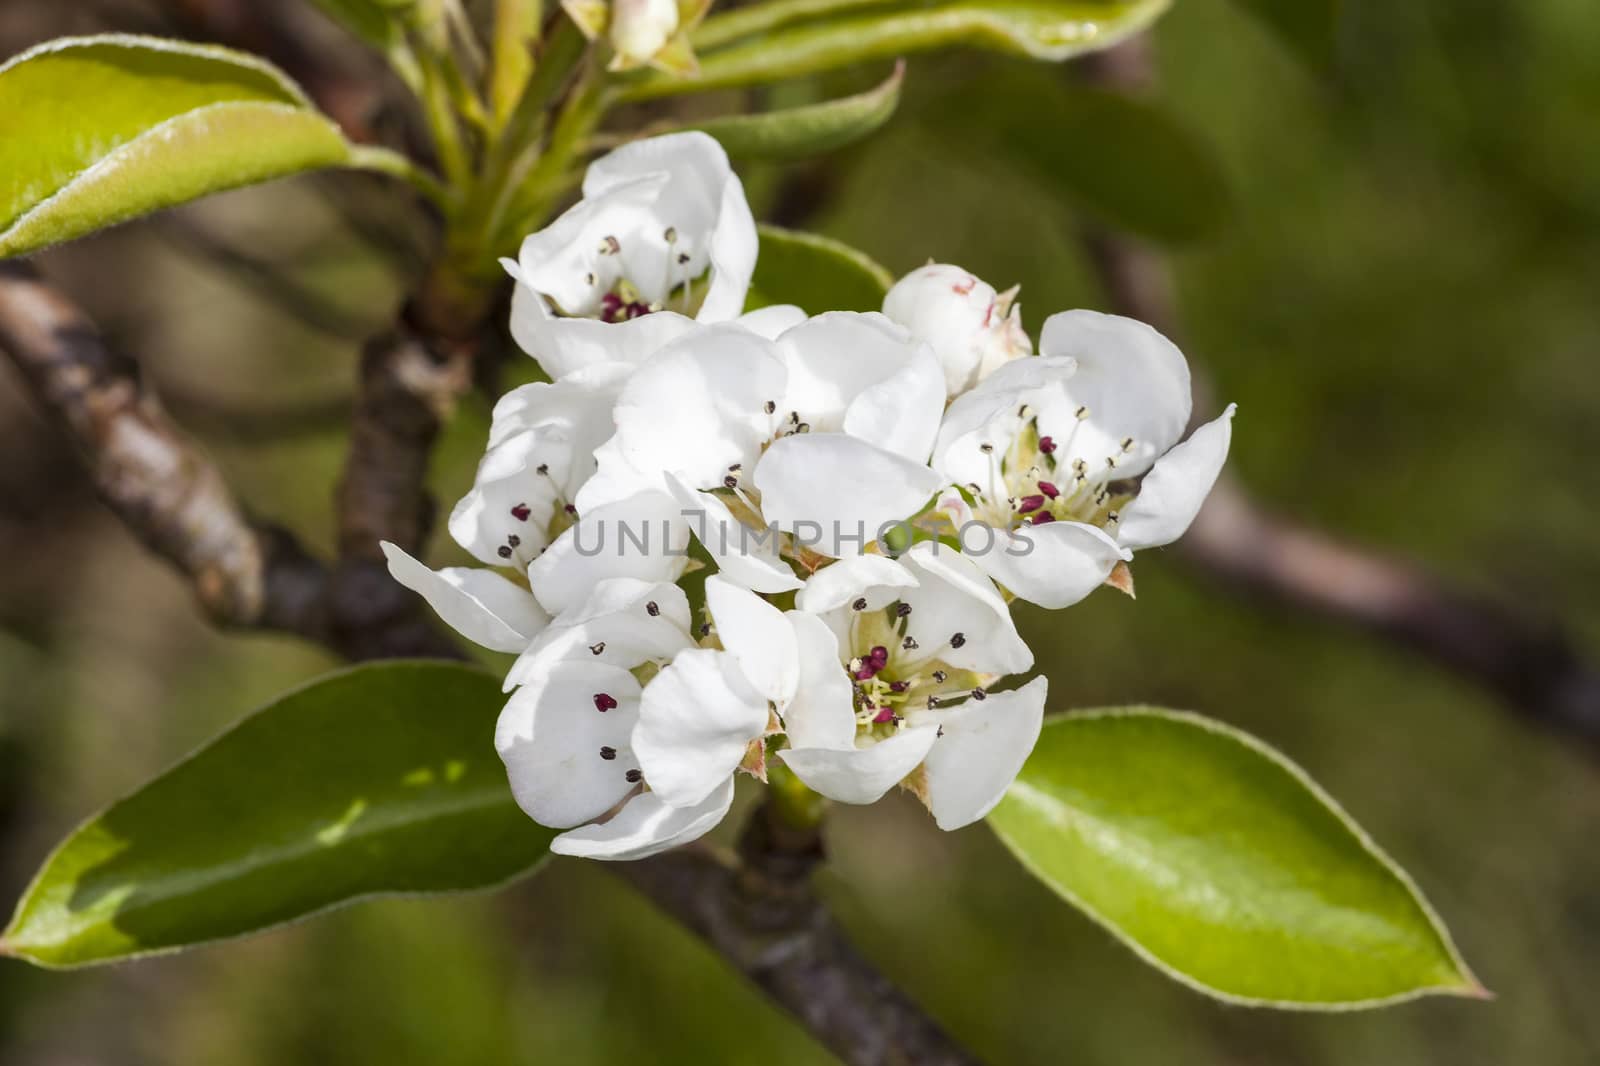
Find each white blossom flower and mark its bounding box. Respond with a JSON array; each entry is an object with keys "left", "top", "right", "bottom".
[
  {"left": 562, "top": 0, "right": 707, "bottom": 74},
  {"left": 505, "top": 132, "right": 760, "bottom": 379},
  {"left": 493, "top": 577, "right": 732, "bottom": 860},
  {"left": 577, "top": 312, "right": 947, "bottom": 581},
  {"left": 778, "top": 544, "right": 1045, "bottom": 829},
  {"left": 882, "top": 263, "right": 1032, "bottom": 399},
  {"left": 379, "top": 363, "right": 633, "bottom": 651},
  {"left": 931, "top": 310, "right": 1237, "bottom": 608}
]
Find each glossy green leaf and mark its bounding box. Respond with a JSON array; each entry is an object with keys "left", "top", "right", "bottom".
[
  {"left": 0, "top": 36, "right": 356, "bottom": 258},
  {"left": 1230, "top": 0, "right": 1340, "bottom": 72},
  {"left": 988, "top": 707, "right": 1483, "bottom": 1008},
  {"left": 673, "top": 62, "right": 903, "bottom": 160},
  {"left": 749, "top": 224, "right": 894, "bottom": 313},
  {"left": 623, "top": 0, "right": 1171, "bottom": 100},
  {"left": 946, "top": 73, "right": 1232, "bottom": 244},
  {"left": 694, "top": 0, "right": 890, "bottom": 51},
  {"left": 1, "top": 662, "right": 551, "bottom": 969}
]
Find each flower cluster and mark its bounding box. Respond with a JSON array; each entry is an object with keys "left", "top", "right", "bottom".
[{"left": 383, "top": 132, "right": 1236, "bottom": 860}]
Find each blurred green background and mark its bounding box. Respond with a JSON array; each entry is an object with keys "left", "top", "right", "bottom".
[{"left": 3, "top": 0, "right": 1599, "bottom": 1062}]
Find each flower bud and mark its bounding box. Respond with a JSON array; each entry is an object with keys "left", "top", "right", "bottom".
[
  {"left": 610, "top": 0, "right": 680, "bottom": 68},
  {"left": 882, "top": 263, "right": 1032, "bottom": 398}
]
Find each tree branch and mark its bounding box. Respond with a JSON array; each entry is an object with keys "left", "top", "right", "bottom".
[
  {"left": 0, "top": 261, "right": 459, "bottom": 661},
  {"left": 621, "top": 803, "right": 982, "bottom": 1066},
  {"left": 1078, "top": 38, "right": 1600, "bottom": 750}
]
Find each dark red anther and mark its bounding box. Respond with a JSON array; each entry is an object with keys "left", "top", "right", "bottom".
[
  {"left": 889, "top": 680, "right": 909, "bottom": 693},
  {"left": 563, "top": 503, "right": 578, "bottom": 516},
  {"left": 1038, "top": 481, "right": 1060, "bottom": 499},
  {"left": 872, "top": 707, "right": 897, "bottom": 724},
  {"left": 869, "top": 645, "right": 889, "bottom": 666},
  {"left": 1030, "top": 512, "right": 1056, "bottom": 525},
  {"left": 594, "top": 692, "right": 618, "bottom": 712},
  {"left": 496, "top": 545, "right": 513, "bottom": 559},
  {"left": 1038, "top": 436, "right": 1057, "bottom": 455},
  {"left": 510, "top": 502, "right": 532, "bottom": 521},
  {"left": 1016, "top": 494, "right": 1045, "bottom": 514}
]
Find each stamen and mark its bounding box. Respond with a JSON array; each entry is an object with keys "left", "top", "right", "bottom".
[
  {"left": 980, "top": 442, "right": 995, "bottom": 454},
  {"left": 950, "top": 632, "right": 966, "bottom": 648},
  {"left": 764, "top": 400, "right": 777, "bottom": 414},
  {"left": 536, "top": 463, "right": 549, "bottom": 476},
  {"left": 970, "top": 688, "right": 987, "bottom": 701},
  {"left": 594, "top": 693, "right": 618, "bottom": 712},
  {"left": 902, "top": 636, "right": 919, "bottom": 651},
  {"left": 598, "top": 235, "right": 620, "bottom": 255},
  {"left": 872, "top": 707, "right": 897, "bottom": 724},
  {"left": 723, "top": 474, "right": 738, "bottom": 489},
  {"left": 1038, "top": 436, "right": 1057, "bottom": 455},
  {"left": 1029, "top": 512, "right": 1057, "bottom": 525},
  {"left": 663, "top": 226, "right": 678, "bottom": 243},
  {"left": 896, "top": 602, "right": 912, "bottom": 618},
  {"left": 510, "top": 503, "right": 531, "bottom": 521},
  {"left": 646, "top": 601, "right": 660, "bottom": 617},
  {"left": 507, "top": 534, "right": 521, "bottom": 548},
  {"left": 852, "top": 597, "right": 868, "bottom": 611},
  {"left": 599, "top": 746, "right": 617, "bottom": 760},
  {"left": 589, "top": 641, "right": 606, "bottom": 655},
  {"left": 496, "top": 546, "right": 513, "bottom": 559},
  {"left": 625, "top": 769, "right": 642, "bottom": 783},
  {"left": 1016, "top": 495, "right": 1045, "bottom": 514},
  {"left": 932, "top": 670, "right": 948, "bottom": 683}
]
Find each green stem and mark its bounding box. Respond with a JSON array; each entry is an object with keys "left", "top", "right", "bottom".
[
  {"left": 348, "top": 146, "right": 451, "bottom": 212},
  {"left": 766, "top": 759, "right": 829, "bottom": 830},
  {"left": 495, "top": 65, "right": 612, "bottom": 250},
  {"left": 416, "top": 46, "right": 473, "bottom": 190}
]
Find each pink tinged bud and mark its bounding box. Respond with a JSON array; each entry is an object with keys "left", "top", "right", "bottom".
[
  {"left": 594, "top": 693, "right": 618, "bottom": 712},
  {"left": 1038, "top": 481, "right": 1060, "bottom": 499},
  {"left": 1016, "top": 495, "right": 1046, "bottom": 514},
  {"left": 1038, "top": 436, "right": 1057, "bottom": 455}
]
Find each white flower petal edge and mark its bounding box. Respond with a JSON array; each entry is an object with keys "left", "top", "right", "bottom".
[
  {"left": 754, "top": 433, "right": 945, "bottom": 558},
  {"left": 381, "top": 542, "right": 549, "bottom": 653},
  {"left": 496, "top": 660, "right": 644, "bottom": 829},
  {"left": 706, "top": 576, "right": 800, "bottom": 708},
  {"left": 1117, "top": 404, "right": 1237, "bottom": 551},
  {"left": 794, "top": 553, "right": 916, "bottom": 614},
  {"left": 777, "top": 725, "right": 941, "bottom": 805},
  {"left": 551, "top": 776, "right": 737, "bottom": 861},
  {"left": 665, "top": 472, "right": 802, "bottom": 594},
  {"left": 503, "top": 578, "right": 692, "bottom": 692},
  {"left": 527, "top": 490, "right": 690, "bottom": 615},
  {"left": 782, "top": 609, "right": 856, "bottom": 750},
  {"left": 632, "top": 648, "right": 771, "bottom": 808},
  {"left": 971, "top": 520, "right": 1130, "bottom": 611},
  {"left": 914, "top": 676, "right": 1047, "bottom": 829}
]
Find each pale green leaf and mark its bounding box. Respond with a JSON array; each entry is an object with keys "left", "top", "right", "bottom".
[
  {"left": 0, "top": 35, "right": 356, "bottom": 258},
  {"left": 748, "top": 223, "right": 894, "bottom": 312},
  {"left": 669, "top": 62, "right": 903, "bottom": 159},
  {"left": 1, "top": 662, "right": 551, "bottom": 969},
  {"left": 623, "top": 0, "right": 1171, "bottom": 100},
  {"left": 988, "top": 707, "right": 1484, "bottom": 1008}
]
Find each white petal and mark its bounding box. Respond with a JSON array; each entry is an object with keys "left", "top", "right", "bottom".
[
  {"left": 777, "top": 725, "right": 939, "bottom": 805},
  {"left": 633, "top": 649, "right": 769, "bottom": 807},
  {"left": 932, "top": 355, "right": 1077, "bottom": 489},
  {"left": 736, "top": 303, "right": 807, "bottom": 339},
  {"left": 504, "top": 578, "right": 692, "bottom": 691},
  {"left": 781, "top": 610, "right": 855, "bottom": 750},
  {"left": 705, "top": 576, "right": 800, "bottom": 708},
  {"left": 666, "top": 474, "right": 802, "bottom": 594},
  {"left": 504, "top": 289, "right": 698, "bottom": 381},
  {"left": 775, "top": 312, "right": 941, "bottom": 459},
  {"left": 754, "top": 433, "right": 944, "bottom": 558},
  {"left": 702, "top": 171, "right": 758, "bottom": 322},
  {"left": 900, "top": 544, "right": 1032, "bottom": 676},
  {"left": 448, "top": 425, "right": 571, "bottom": 567},
  {"left": 495, "top": 661, "right": 643, "bottom": 828},
  {"left": 599, "top": 325, "right": 787, "bottom": 495},
  {"left": 1117, "top": 405, "right": 1236, "bottom": 551},
  {"left": 1036, "top": 310, "right": 1192, "bottom": 478},
  {"left": 794, "top": 553, "right": 917, "bottom": 614},
  {"left": 513, "top": 175, "right": 664, "bottom": 319},
  {"left": 381, "top": 542, "right": 549, "bottom": 653},
  {"left": 488, "top": 362, "right": 631, "bottom": 448},
  {"left": 550, "top": 776, "right": 735, "bottom": 861},
  {"left": 973, "top": 520, "right": 1129, "bottom": 611},
  {"left": 527, "top": 491, "right": 690, "bottom": 615},
  {"left": 913, "top": 676, "right": 1047, "bottom": 830},
  {"left": 842, "top": 341, "right": 946, "bottom": 463}
]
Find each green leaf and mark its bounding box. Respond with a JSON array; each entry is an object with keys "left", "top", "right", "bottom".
[
  {"left": 949, "top": 74, "right": 1232, "bottom": 244},
  {"left": 623, "top": 0, "right": 1171, "bottom": 100},
  {"left": 673, "top": 62, "right": 904, "bottom": 160},
  {"left": 307, "top": 0, "right": 416, "bottom": 50},
  {"left": 1229, "top": 0, "right": 1340, "bottom": 72},
  {"left": 1, "top": 662, "right": 551, "bottom": 969},
  {"left": 0, "top": 35, "right": 356, "bottom": 259},
  {"left": 749, "top": 224, "right": 894, "bottom": 313},
  {"left": 988, "top": 707, "right": 1483, "bottom": 1008},
  {"left": 694, "top": 0, "right": 891, "bottom": 51}
]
